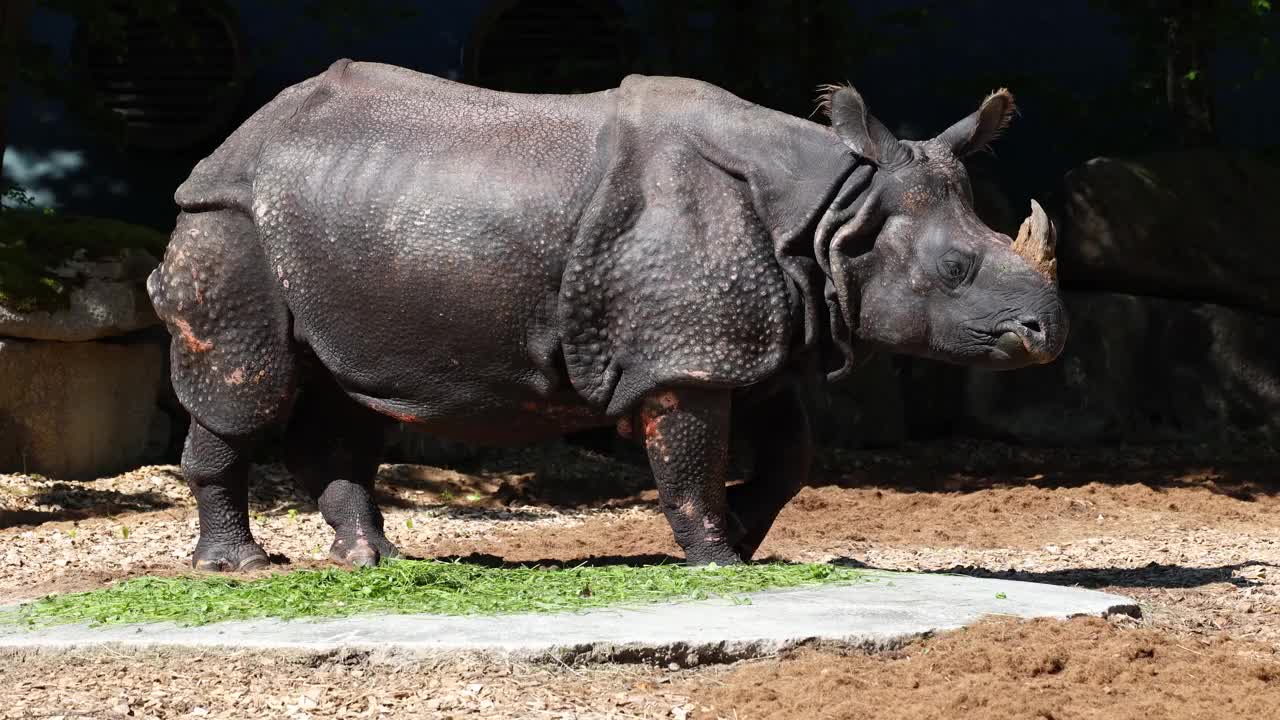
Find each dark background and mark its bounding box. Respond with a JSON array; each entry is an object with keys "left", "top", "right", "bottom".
[
  {"left": 5, "top": 0, "right": 1278, "bottom": 229},
  {"left": 2, "top": 0, "right": 1279, "bottom": 473}
]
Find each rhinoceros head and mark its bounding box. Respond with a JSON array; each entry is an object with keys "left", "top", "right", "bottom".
[{"left": 816, "top": 84, "right": 1066, "bottom": 372}]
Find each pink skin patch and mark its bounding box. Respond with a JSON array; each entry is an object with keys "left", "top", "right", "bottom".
[
  {"left": 174, "top": 318, "right": 213, "bottom": 353},
  {"left": 360, "top": 399, "right": 422, "bottom": 424},
  {"left": 702, "top": 515, "right": 724, "bottom": 544},
  {"left": 383, "top": 409, "right": 421, "bottom": 424},
  {"left": 615, "top": 417, "right": 634, "bottom": 438},
  {"left": 640, "top": 392, "right": 681, "bottom": 462}
]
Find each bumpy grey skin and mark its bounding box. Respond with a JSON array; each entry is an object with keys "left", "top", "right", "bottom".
[{"left": 148, "top": 60, "right": 1066, "bottom": 571}]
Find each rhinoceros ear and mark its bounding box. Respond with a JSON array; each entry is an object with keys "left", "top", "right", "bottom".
[
  {"left": 819, "top": 84, "right": 909, "bottom": 167},
  {"left": 938, "top": 88, "right": 1016, "bottom": 157}
]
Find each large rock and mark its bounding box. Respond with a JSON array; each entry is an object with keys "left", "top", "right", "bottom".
[
  {"left": 1059, "top": 151, "right": 1280, "bottom": 314},
  {"left": 0, "top": 250, "right": 161, "bottom": 341},
  {"left": 964, "top": 292, "right": 1280, "bottom": 445},
  {"left": 0, "top": 338, "right": 168, "bottom": 478}
]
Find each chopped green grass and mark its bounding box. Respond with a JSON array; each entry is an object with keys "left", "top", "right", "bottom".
[{"left": 2, "top": 560, "right": 865, "bottom": 628}]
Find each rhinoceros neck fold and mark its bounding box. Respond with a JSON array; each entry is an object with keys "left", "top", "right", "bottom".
[{"left": 812, "top": 165, "right": 880, "bottom": 381}]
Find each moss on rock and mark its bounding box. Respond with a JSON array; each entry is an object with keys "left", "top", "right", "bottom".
[{"left": 0, "top": 212, "right": 169, "bottom": 313}]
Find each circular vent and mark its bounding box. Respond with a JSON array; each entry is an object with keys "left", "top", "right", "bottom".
[
  {"left": 73, "top": 2, "right": 246, "bottom": 151},
  {"left": 466, "top": 0, "right": 629, "bottom": 94}
]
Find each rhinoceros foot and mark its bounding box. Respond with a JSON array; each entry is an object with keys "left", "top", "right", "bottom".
[
  {"left": 328, "top": 533, "right": 400, "bottom": 569},
  {"left": 192, "top": 539, "right": 271, "bottom": 573}
]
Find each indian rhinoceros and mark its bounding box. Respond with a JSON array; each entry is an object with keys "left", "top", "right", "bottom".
[{"left": 147, "top": 59, "right": 1066, "bottom": 571}]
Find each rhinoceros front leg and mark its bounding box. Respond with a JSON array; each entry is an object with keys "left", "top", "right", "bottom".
[
  {"left": 727, "top": 385, "right": 812, "bottom": 560},
  {"left": 640, "top": 388, "right": 744, "bottom": 566},
  {"left": 284, "top": 381, "right": 398, "bottom": 568}
]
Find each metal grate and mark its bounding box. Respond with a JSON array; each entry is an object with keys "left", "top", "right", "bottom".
[
  {"left": 75, "top": 2, "right": 246, "bottom": 151},
  {"left": 466, "top": 0, "right": 629, "bottom": 94}
]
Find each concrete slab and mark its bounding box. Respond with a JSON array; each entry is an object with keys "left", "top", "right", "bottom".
[{"left": 0, "top": 572, "right": 1140, "bottom": 664}]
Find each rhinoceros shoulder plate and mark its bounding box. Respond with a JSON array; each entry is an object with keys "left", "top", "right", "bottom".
[{"left": 560, "top": 75, "right": 858, "bottom": 413}]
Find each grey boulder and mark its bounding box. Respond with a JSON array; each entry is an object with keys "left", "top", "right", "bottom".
[
  {"left": 0, "top": 250, "right": 161, "bottom": 342},
  {"left": 1059, "top": 151, "right": 1280, "bottom": 314}
]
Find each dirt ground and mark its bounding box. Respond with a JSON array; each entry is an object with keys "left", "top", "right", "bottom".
[{"left": 3, "top": 438, "right": 1279, "bottom": 719}]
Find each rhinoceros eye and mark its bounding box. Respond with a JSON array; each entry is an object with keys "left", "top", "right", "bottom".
[{"left": 936, "top": 249, "right": 971, "bottom": 289}]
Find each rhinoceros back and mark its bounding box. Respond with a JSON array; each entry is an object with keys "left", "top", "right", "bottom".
[{"left": 174, "top": 59, "right": 619, "bottom": 417}]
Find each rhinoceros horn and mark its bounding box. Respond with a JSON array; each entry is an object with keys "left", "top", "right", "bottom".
[{"left": 1012, "top": 199, "right": 1057, "bottom": 283}]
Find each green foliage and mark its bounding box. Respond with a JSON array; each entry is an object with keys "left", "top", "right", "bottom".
[
  {"left": 1, "top": 183, "right": 39, "bottom": 211},
  {"left": 3, "top": 560, "right": 867, "bottom": 627},
  {"left": 1090, "top": 0, "right": 1279, "bottom": 86},
  {"left": 0, "top": 210, "right": 166, "bottom": 312},
  {"left": 1084, "top": 0, "right": 1278, "bottom": 146}
]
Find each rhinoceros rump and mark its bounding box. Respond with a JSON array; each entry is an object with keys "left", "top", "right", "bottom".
[{"left": 148, "top": 60, "right": 1065, "bottom": 571}]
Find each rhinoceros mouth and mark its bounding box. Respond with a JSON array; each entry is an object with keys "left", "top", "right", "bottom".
[
  {"left": 991, "top": 330, "right": 1029, "bottom": 360},
  {"left": 983, "top": 317, "right": 1059, "bottom": 366},
  {"left": 958, "top": 317, "right": 1058, "bottom": 368}
]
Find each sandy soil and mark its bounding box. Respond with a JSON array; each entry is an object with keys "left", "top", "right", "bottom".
[
  {"left": 702, "top": 616, "right": 1280, "bottom": 720},
  {"left": 3, "top": 439, "right": 1279, "bottom": 718}
]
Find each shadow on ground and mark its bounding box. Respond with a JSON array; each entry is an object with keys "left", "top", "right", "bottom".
[
  {"left": 827, "top": 557, "right": 1276, "bottom": 591},
  {"left": 0, "top": 477, "right": 180, "bottom": 530},
  {"left": 377, "top": 551, "right": 1274, "bottom": 595},
  {"left": 5, "top": 439, "right": 1278, "bottom": 531},
  {"left": 399, "top": 552, "right": 685, "bottom": 568},
  {"left": 938, "top": 561, "right": 1277, "bottom": 590},
  {"left": 377, "top": 439, "right": 1280, "bottom": 514},
  {"left": 369, "top": 443, "right": 656, "bottom": 515},
  {"left": 816, "top": 440, "right": 1280, "bottom": 500}
]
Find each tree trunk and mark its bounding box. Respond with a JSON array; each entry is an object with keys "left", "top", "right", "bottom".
[
  {"left": 0, "top": 0, "right": 33, "bottom": 180},
  {"left": 1164, "top": 2, "right": 1216, "bottom": 147}
]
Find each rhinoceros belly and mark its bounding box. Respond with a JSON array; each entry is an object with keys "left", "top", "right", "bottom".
[{"left": 258, "top": 187, "right": 596, "bottom": 433}]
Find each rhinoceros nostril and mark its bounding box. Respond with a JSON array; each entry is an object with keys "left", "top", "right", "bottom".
[{"left": 1019, "top": 318, "right": 1042, "bottom": 335}]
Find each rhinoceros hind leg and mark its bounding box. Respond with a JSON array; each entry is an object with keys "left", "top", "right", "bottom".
[
  {"left": 726, "top": 385, "right": 812, "bottom": 560},
  {"left": 640, "top": 387, "right": 743, "bottom": 566},
  {"left": 284, "top": 380, "right": 397, "bottom": 568},
  {"left": 183, "top": 422, "right": 272, "bottom": 572},
  {"left": 153, "top": 209, "right": 298, "bottom": 572}
]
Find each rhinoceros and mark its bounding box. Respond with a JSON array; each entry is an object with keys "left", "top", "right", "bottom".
[{"left": 147, "top": 59, "right": 1065, "bottom": 571}]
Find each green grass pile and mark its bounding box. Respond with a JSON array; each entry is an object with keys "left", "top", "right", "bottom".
[{"left": 4, "top": 560, "right": 865, "bottom": 627}]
